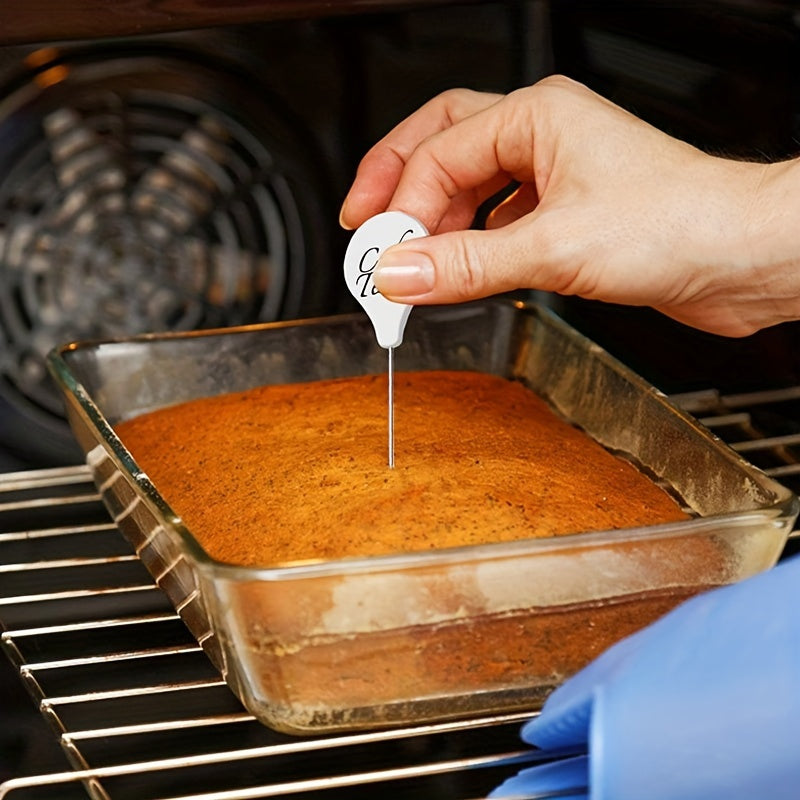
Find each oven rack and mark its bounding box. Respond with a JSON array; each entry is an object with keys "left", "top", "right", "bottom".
[{"left": 2, "top": 385, "right": 800, "bottom": 799}]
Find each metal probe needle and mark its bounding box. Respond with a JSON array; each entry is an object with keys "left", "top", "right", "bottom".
[
  {"left": 388, "top": 346, "right": 395, "bottom": 468},
  {"left": 343, "top": 212, "right": 429, "bottom": 469}
]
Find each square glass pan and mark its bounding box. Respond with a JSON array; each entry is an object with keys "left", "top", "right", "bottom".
[{"left": 48, "top": 299, "right": 799, "bottom": 733}]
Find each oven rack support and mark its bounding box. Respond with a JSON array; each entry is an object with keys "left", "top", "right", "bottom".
[{"left": 2, "top": 385, "right": 800, "bottom": 798}]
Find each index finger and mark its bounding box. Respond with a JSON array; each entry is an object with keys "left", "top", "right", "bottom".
[
  {"left": 387, "top": 88, "right": 539, "bottom": 234},
  {"left": 340, "top": 88, "right": 502, "bottom": 229}
]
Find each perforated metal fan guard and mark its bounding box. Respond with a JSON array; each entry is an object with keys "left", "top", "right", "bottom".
[{"left": 0, "top": 49, "right": 336, "bottom": 465}]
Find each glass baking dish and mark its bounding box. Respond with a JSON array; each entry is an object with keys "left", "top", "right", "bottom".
[{"left": 47, "top": 299, "right": 798, "bottom": 733}]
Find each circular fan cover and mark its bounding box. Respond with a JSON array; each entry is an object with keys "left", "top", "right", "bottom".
[{"left": 0, "top": 49, "right": 336, "bottom": 465}]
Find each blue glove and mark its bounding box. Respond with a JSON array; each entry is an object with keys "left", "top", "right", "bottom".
[{"left": 490, "top": 554, "right": 800, "bottom": 800}]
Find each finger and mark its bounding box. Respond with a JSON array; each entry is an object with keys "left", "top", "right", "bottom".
[
  {"left": 387, "top": 88, "right": 539, "bottom": 234},
  {"left": 339, "top": 147, "right": 405, "bottom": 230},
  {"left": 340, "top": 88, "right": 502, "bottom": 229},
  {"left": 373, "top": 219, "right": 565, "bottom": 304},
  {"left": 431, "top": 172, "right": 517, "bottom": 233},
  {"left": 486, "top": 182, "right": 539, "bottom": 229},
  {"left": 488, "top": 755, "right": 589, "bottom": 800}
]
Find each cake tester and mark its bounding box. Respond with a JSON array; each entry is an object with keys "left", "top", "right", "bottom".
[{"left": 343, "top": 211, "right": 429, "bottom": 468}]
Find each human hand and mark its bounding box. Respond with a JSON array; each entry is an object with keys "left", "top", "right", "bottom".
[
  {"left": 489, "top": 555, "right": 800, "bottom": 800},
  {"left": 340, "top": 76, "right": 800, "bottom": 337}
]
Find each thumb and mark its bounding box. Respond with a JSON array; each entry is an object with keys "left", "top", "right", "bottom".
[{"left": 373, "top": 223, "right": 556, "bottom": 304}]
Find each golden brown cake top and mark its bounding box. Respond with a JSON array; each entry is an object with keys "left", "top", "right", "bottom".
[{"left": 115, "top": 370, "right": 688, "bottom": 566}]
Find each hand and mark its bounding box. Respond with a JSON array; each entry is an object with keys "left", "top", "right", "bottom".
[
  {"left": 489, "top": 555, "right": 800, "bottom": 800},
  {"left": 340, "top": 75, "right": 800, "bottom": 337}
]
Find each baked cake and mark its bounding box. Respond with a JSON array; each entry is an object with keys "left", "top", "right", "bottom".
[{"left": 115, "top": 370, "right": 689, "bottom": 566}]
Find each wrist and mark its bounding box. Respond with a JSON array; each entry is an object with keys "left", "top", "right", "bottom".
[
  {"left": 749, "top": 156, "right": 800, "bottom": 255},
  {"left": 675, "top": 154, "right": 800, "bottom": 336},
  {"left": 743, "top": 157, "right": 800, "bottom": 318}
]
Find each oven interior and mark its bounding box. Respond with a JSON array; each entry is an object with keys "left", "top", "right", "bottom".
[{"left": 2, "top": 1, "right": 800, "bottom": 797}]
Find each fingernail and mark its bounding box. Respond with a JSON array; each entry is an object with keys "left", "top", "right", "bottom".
[
  {"left": 374, "top": 250, "right": 435, "bottom": 296},
  {"left": 338, "top": 199, "right": 353, "bottom": 230}
]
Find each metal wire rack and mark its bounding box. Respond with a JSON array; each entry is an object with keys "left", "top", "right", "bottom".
[{"left": 2, "top": 385, "right": 799, "bottom": 799}]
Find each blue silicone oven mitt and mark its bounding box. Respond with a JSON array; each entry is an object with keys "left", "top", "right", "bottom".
[{"left": 490, "top": 554, "right": 800, "bottom": 800}]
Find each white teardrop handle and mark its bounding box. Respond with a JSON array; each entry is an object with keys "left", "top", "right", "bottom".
[{"left": 343, "top": 211, "right": 429, "bottom": 348}]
